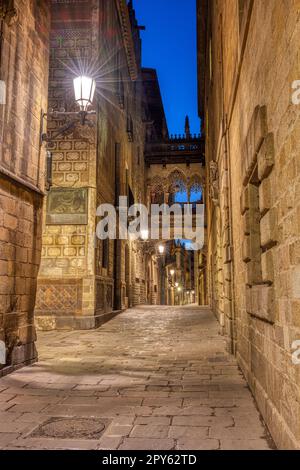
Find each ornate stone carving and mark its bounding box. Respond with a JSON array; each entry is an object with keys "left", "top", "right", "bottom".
[
  {"left": 46, "top": 188, "right": 88, "bottom": 225},
  {"left": 36, "top": 282, "right": 82, "bottom": 313},
  {"left": 209, "top": 161, "right": 219, "bottom": 206},
  {"left": 115, "top": 0, "right": 138, "bottom": 80}
]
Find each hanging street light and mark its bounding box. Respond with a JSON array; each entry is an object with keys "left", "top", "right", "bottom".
[
  {"left": 73, "top": 76, "right": 96, "bottom": 112},
  {"left": 158, "top": 245, "right": 165, "bottom": 255},
  {"left": 141, "top": 229, "right": 149, "bottom": 241},
  {"left": 41, "top": 75, "right": 97, "bottom": 189},
  {"left": 41, "top": 74, "right": 97, "bottom": 144}
]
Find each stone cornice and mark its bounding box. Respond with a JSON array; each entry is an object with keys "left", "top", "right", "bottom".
[{"left": 115, "top": 0, "right": 138, "bottom": 81}]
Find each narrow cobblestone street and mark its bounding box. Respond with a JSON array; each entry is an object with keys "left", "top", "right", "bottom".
[{"left": 0, "top": 306, "right": 274, "bottom": 450}]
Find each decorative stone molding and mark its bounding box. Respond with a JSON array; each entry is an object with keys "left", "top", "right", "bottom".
[
  {"left": 209, "top": 160, "right": 219, "bottom": 206},
  {"left": 147, "top": 169, "right": 205, "bottom": 196},
  {"left": 115, "top": 0, "right": 138, "bottom": 81}
]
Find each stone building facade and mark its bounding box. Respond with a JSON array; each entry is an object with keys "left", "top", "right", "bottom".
[
  {"left": 198, "top": 0, "right": 300, "bottom": 449},
  {"left": 0, "top": 0, "right": 50, "bottom": 375},
  {"left": 35, "top": 0, "right": 159, "bottom": 330}
]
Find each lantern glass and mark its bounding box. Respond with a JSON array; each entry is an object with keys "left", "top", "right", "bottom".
[
  {"left": 141, "top": 229, "right": 149, "bottom": 241},
  {"left": 74, "top": 76, "right": 96, "bottom": 111},
  {"left": 158, "top": 245, "right": 165, "bottom": 255}
]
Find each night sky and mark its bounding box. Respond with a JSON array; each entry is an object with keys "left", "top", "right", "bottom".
[{"left": 133, "top": 0, "right": 200, "bottom": 136}]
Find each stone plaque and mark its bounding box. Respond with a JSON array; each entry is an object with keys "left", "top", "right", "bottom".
[{"left": 46, "top": 188, "right": 88, "bottom": 225}]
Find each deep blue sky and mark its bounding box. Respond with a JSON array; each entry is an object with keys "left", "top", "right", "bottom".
[{"left": 133, "top": 0, "right": 200, "bottom": 136}]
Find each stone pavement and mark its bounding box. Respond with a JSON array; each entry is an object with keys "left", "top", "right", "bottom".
[{"left": 0, "top": 306, "right": 275, "bottom": 450}]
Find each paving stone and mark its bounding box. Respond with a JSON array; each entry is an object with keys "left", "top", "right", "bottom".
[
  {"left": 111, "top": 416, "right": 135, "bottom": 426},
  {"left": 142, "top": 398, "right": 182, "bottom": 407},
  {"left": 220, "top": 439, "right": 272, "bottom": 450},
  {"left": 0, "top": 393, "right": 17, "bottom": 403},
  {"left": 176, "top": 438, "right": 220, "bottom": 450},
  {"left": 0, "top": 434, "right": 21, "bottom": 449},
  {"left": 7, "top": 404, "right": 50, "bottom": 413},
  {"left": 98, "top": 436, "right": 123, "bottom": 450},
  {"left": 169, "top": 426, "right": 208, "bottom": 439},
  {"left": 119, "top": 438, "right": 175, "bottom": 450},
  {"left": 130, "top": 425, "right": 169, "bottom": 439},
  {"left": 105, "top": 425, "right": 132, "bottom": 437},
  {"left": 135, "top": 416, "right": 171, "bottom": 425},
  {"left": 0, "top": 306, "right": 273, "bottom": 450},
  {"left": 8, "top": 437, "right": 101, "bottom": 450},
  {"left": 209, "top": 426, "right": 268, "bottom": 439}
]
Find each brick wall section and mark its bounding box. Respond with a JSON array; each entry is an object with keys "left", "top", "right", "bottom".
[
  {"left": 203, "top": 0, "right": 300, "bottom": 449},
  {"left": 0, "top": 0, "right": 50, "bottom": 374},
  {"left": 0, "top": 178, "right": 43, "bottom": 373}
]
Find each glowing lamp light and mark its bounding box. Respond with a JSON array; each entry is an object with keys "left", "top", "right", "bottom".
[
  {"left": 73, "top": 76, "right": 96, "bottom": 111},
  {"left": 170, "top": 269, "right": 175, "bottom": 276},
  {"left": 141, "top": 229, "right": 149, "bottom": 241},
  {"left": 175, "top": 282, "right": 179, "bottom": 288},
  {"left": 158, "top": 245, "right": 165, "bottom": 255},
  {"left": 177, "top": 287, "right": 182, "bottom": 292}
]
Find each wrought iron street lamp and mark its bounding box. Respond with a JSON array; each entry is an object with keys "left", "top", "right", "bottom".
[
  {"left": 41, "top": 74, "right": 96, "bottom": 145},
  {"left": 41, "top": 75, "right": 96, "bottom": 190},
  {"left": 73, "top": 76, "right": 96, "bottom": 112}
]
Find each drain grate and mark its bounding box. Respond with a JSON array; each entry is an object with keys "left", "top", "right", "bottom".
[{"left": 30, "top": 417, "right": 110, "bottom": 439}]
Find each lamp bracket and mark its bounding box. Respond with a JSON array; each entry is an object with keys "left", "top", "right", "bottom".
[{"left": 41, "top": 110, "right": 96, "bottom": 144}]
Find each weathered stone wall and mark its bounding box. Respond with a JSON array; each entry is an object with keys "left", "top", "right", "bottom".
[
  {"left": 0, "top": 0, "right": 50, "bottom": 374},
  {"left": 204, "top": 0, "right": 300, "bottom": 449}
]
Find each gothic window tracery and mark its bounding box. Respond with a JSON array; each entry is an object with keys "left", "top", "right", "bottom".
[{"left": 148, "top": 170, "right": 204, "bottom": 207}]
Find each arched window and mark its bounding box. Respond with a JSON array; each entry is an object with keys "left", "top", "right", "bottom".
[
  {"left": 190, "top": 184, "right": 203, "bottom": 203},
  {"left": 174, "top": 187, "right": 188, "bottom": 204},
  {"left": 152, "top": 184, "right": 165, "bottom": 205},
  {"left": 168, "top": 170, "right": 188, "bottom": 204}
]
